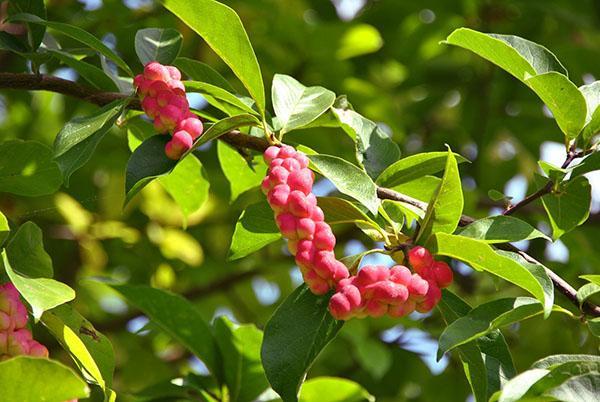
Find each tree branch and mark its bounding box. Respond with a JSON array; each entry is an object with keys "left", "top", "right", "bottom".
[{"left": 3, "top": 72, "right": 598, "bottom": 318}]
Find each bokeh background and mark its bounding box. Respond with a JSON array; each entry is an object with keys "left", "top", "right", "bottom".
[{"left": 1, "top": 0, "right": 599, "bottom": 401}]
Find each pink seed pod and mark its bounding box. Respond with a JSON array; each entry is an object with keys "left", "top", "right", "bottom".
[
  {"left": 294, "top": 152, "right": 309, "bottom": 169},
  {"left": 416, "top": 284, "right": 442, "bottom": 313},
  {"left": 267, "top": 184, "right": 291, "bottom": 213},
  {"left": 296, "top": 218, "right": 316, "bottom": 240},
  {"left": 408, "top": 274, "right": 429, "bottom": 302},
  {"left": 166, "top": 65, "right": 182, "bottom": 81},
  {"left": 264, "top": 146, "right": 281, "bottom": 164},
  {"left": 432, "top": 261, "right": 453, "bottom": 288},
  {"left": 278, "top": 145, "right": 296, "bottom": 159},
  {"left": 165, "top": 131, "right": 193, "bottom": 160},
  {"left": 7, "top": 329, "right": 32, "bottom": 356},
  {"left": 276, "top": 213, "right": 298, "bottom": 240},
  {"left": 176, "top": 116, "right": 203, "bottom": 139},
  {"left": 167, "top": 79, "right": 185, "bottom": 94},
  {"left": 310, "top": 206, "right": 325, "bottom": 222},
  {"left": 167, "top": 93, "right": 189, "bottom": 111},
  {"left": 158, "top": 105, "right": 185, "bottom": 131},
  {"left": 287, "top": 168, "right": 314, "bottom": 195},
  {"left": 389, "top": 265, "right": 413, "bottom": 286},
  {"left": 329, "top": 284, "right": 361, "bottom": 320},
  {"left": 27, "top": 340, "right": 49, "bottom": 358},
  {"left": 141, "top": 97, "right": 160, "bottom": 119},
  {"left": 261, "top": 176, "right": 272, "bottom": 195},
  {"left": 144, "top": 61, "right": 170, "bottom": 81},
  {"left": 156, "top": 90, "right": 174, "bottom": 108},
  {"left": 268, "top": 166, "right": 290, "bottom": 188},
  {"left": 281, "top": 158, "right": 301, "bottom": 172},
  {"left": 147, "top": 80, "right": 170, "bottom": 98},
  {"left": 388, "top": 299, "right": 416, "bottom": 318},
  {"left": 288, "top": 191, "right": 316, "bottom": 218},
  {"left": 408, "top": 246, "right": 434, "bottom": 275},
  {"left": 313, "top": 222, "right": 336, "bottom": 250},
  {"left": 303, "top": 270, "right": 330, "bottom": 295}
]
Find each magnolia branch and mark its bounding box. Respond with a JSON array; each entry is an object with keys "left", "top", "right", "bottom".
[{"left": 2, "top": 72, "right": 599, "bottom": 318}]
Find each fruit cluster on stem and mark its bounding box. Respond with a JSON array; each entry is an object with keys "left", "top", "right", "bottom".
[
  {"left": 133, "top": 62, "right": 204, "bottom": 160},
  {"left": 262, "top": 145, "right": 350, "bottom": 294},
  {"left": 0, "top": 283, "right": 48, "bottom": 361}
]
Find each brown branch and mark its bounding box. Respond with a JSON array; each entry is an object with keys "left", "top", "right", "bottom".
[{"left": 3, "top": 72, "right": 598, "bottom": 318}]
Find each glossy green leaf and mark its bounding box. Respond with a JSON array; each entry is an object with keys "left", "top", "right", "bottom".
[
  {"left": 110, "top": 284, "right": 219, "bottom": 376},
  {"left": 308, "top": 154, "right": 379, "bottom": 214},
  {"left": 587, "top": 317, "right": 600, "bottom": 337},
  {"left": 0, "top": 210, "right": 8, "bottom": 245},
  {"left": 159, "top": 154, "right": 210, "bottom": 223},
  {"left": 438, "top": 297, "right": 568, "bottom": 357},
  {"left": 0, "top": 31, "right": 28, "bottom": 53},
  {"left": 416, "top": 149, "right": 464, "bottom": 243},
  {"left": 217, "top": 141, "right": 267, "bottom": 202},
  {"left": 135, "top": 28, "right": 182, "bottom": 65},
  {"left": 0, "top": 140, "right": 62, "bottom": 196},
  {"left": 332, "top": 107, "right": 400, "bottom": 179},
  {"left": 12, "top": 13, "right": 133, "bottom": 76},
  {"left": 580, "top": 274, "right": 600, "bottom": 286},
  {"left": 429, "top": 233, "right": 551, "bottom": 314},
  {"left": 42, "top": 304, "right": 115, "bottom": 391},
  {"left": 496, "top": 369, "right": 550, "bottom": 402},
  {"left": 576, "top": 282, "right": 600, "bottom": 305},
  {"left": 162, "top": 0, "right": 265, "bottom": 114},
  {"left": 6, "top": 221, "right": 53, "bottom": 278},
  {"left": 438, "top": 290, "right": 516, "bottom": 402},
  {"left": 54, "top": 99, "right": 125, "bottom": 184},
  {"left": 457, "top": 215, "right": 550, "bottom": 243},
  {"left": 2, "top": 250, "right": 75, "bottom": 320},
  {"left": 0, "top": 356, "right": 89, "bottom": 402},
  {"left": 538, "top": 175, "right": 591, "bottom": 240},
  {"left": 124, "top": 135, "right": 178, "bottom": 205},
  {"left": 174, "top": 57, "right": 235, "bottom": 92},
  {"left": 444, "top": 28, "right": 566, "bottom": 81},
  {"left": 214, "top": 316, "right": 269, "bottom": 402},
  {"left": 544, "top": 372, "right": 600, "bottom": 402},
  {"left": 46, "top": 49, "right": 118, "bottom": 91},
  {"left": 272, "top": 74, "right": 336, "bottom": 134},
  {"left": 571, "top": 151, "right": 600, "bottom": 178},
  {"left": 317, "top": 196, "right": 377, "bottom": 226},
  {"left": 299, "top": 377, "right": 374, "bottom": 402},
  {"left": 524, "top": 72, "right": 587, "bottom": 139},
  {"left": 336, "top": 23, "right": 383, "bottom": 60},
  {"left": 262, "top": 285, "right": 344, "bottom": 402},
  {"left": 191, "top": 114, "right": 261, "bottom": 150},
  {"left": 376, "top": 152, "right": 467, "bottom": 187},
  {"left": 579, "top": 81, "right": 600, "bottom": 142},
  {"left": 9, "top": 0, "right": 46, "bottom": 50},
  {"left": 186, "top": 81, "right": 258, "bottom": 116},
  {"left": 229, "top": 201, "right": 281, "bottom": 261}
]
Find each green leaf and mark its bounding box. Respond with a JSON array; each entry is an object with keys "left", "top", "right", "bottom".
[
  {"left": 42, "top": 304, "right": 115, "bottom": 391},
  {"left": 2, "top": 250, "right": 75, "bottom": 320},
  {"left": 579, "top": 81, "right": 600, "bottom": 142},
  {"left": 496, "top": 250, "right": 554, "bottom": 318},
  {"left": 135, "top": 28, "right": 182, "bottom": 65},
  {"left": 429, "top": 233, "right": 552, "bottom": 314},
  {"left": 54, "top": 99, "right": 125, "bottom": 184},
  {"left": 213, "top": 316, "right": 269, "bottom": 402},
  {"left": 571, "top": 151, "right": 600, "bottom": 178},
  {"left": 186, "top": 81, "right": 258, "bottom": 116},
  {"left": 159, "top": 154, "right": 210, "bottom": 223},
  {"left": 587, "top": 317, "right": 600, "bottom": 337},
  {"left": 12, "top": 13, "right": 133, "bottom": 76},
  {"left": 538, "top": 175, "right": 591, "bottom": 240},
  {"left": 0, "top": 31, "right": 28, "bottom": 53},
  {"left": 580, "top": 274, "right": 600, "bottom": 286},
  {"left": 524, "top": 72, "right": 587, "bottom": 139},
  {"left": 124, "top": 135, "right": 178, "bottom": 205},
  {"left": 438, "top": 297, "right": 567, "bottom": 357},
  {"left": 229, "top": 201, "right": 281, "bottom": 261},
  {"left": 336, "top": 23, "right": 383, "bottom": 60},
  {"left": 299, "top": 377, "right": 374, "bottom": 402},
  {"left": 162, "top": 0, "right": 265, "bottom": 114},
  {"left": 0, "top": 140, "right": 62, "bottom": 196},
  {"left": 261, "top": 285, "right": 344, "bottom": 402},
  {"left": 174, "top": 57, "right": 235, "bottom": 92},
  {"left": 9, "top": 0, "right": 46, "bottom": 50},
  {"left": 46, "top": 49, "right": 119, "bottom": 91},
  {"left": 272, "top": 74, "right": 336, "bottom": 134},
  {"left": 576, "top": 282, "right": 600, "bottom": 305},
  {"left": 532, "top": 354, "right": 600, "bottom": 369},
  {"left": 110, "top": 284, "right": 219, "bottom": 377},
  {"left": 443, "top": 28, "right": 566, "bottom": 81},
  {"left": 0, "top": 210, "right": 8, "bottom": 245},
  {"left": 308, "top": 154, "right": 379, "bottom": 215},
  {"left": 376, "top": 151, "right": 468, "bottom": 188},
  {"left": 317, "top": 196, "right": 378, "bottom": 226},
  {"left": 192, "top": 114, "right": 261, "bottom": 150},
  {"left": 544, "top": 372, "right": 600, "bottom": 402},
  {"left": 457, "top": 215, "right": 550, "bottom": 243},
  {"left": 438, "top": 290, "right": 516, "bottom": 402},
  {"left": 6, "top": 221, "right": 53, "bottom": 278},
  {"left": 496, "top": 369, "right": 550, "bottom": 402},
  {"left": 218, "top": 141, "right": 267, "bottom": 202},
  {"left": 416, "top": 148, "right": 464, "bottom": 243},
  {"left": 332, "top": 107, "right": 400, "bottom": 179},
  {"left": 0, "top": 356, "right": 89, "bottom": 402}
]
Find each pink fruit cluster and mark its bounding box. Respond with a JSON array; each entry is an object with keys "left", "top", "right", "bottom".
[
  {"left": 329, "top": 247, "right": 453, "bottom": 320},
  {"left": 261, "top": 145, "right": 350, "bottom": 295},
  {"left": 0, "top": 283, "right": 48, "bottom": 361},
  {"left": 133, "top": 61, "right": 204, "bottom": 160}
]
